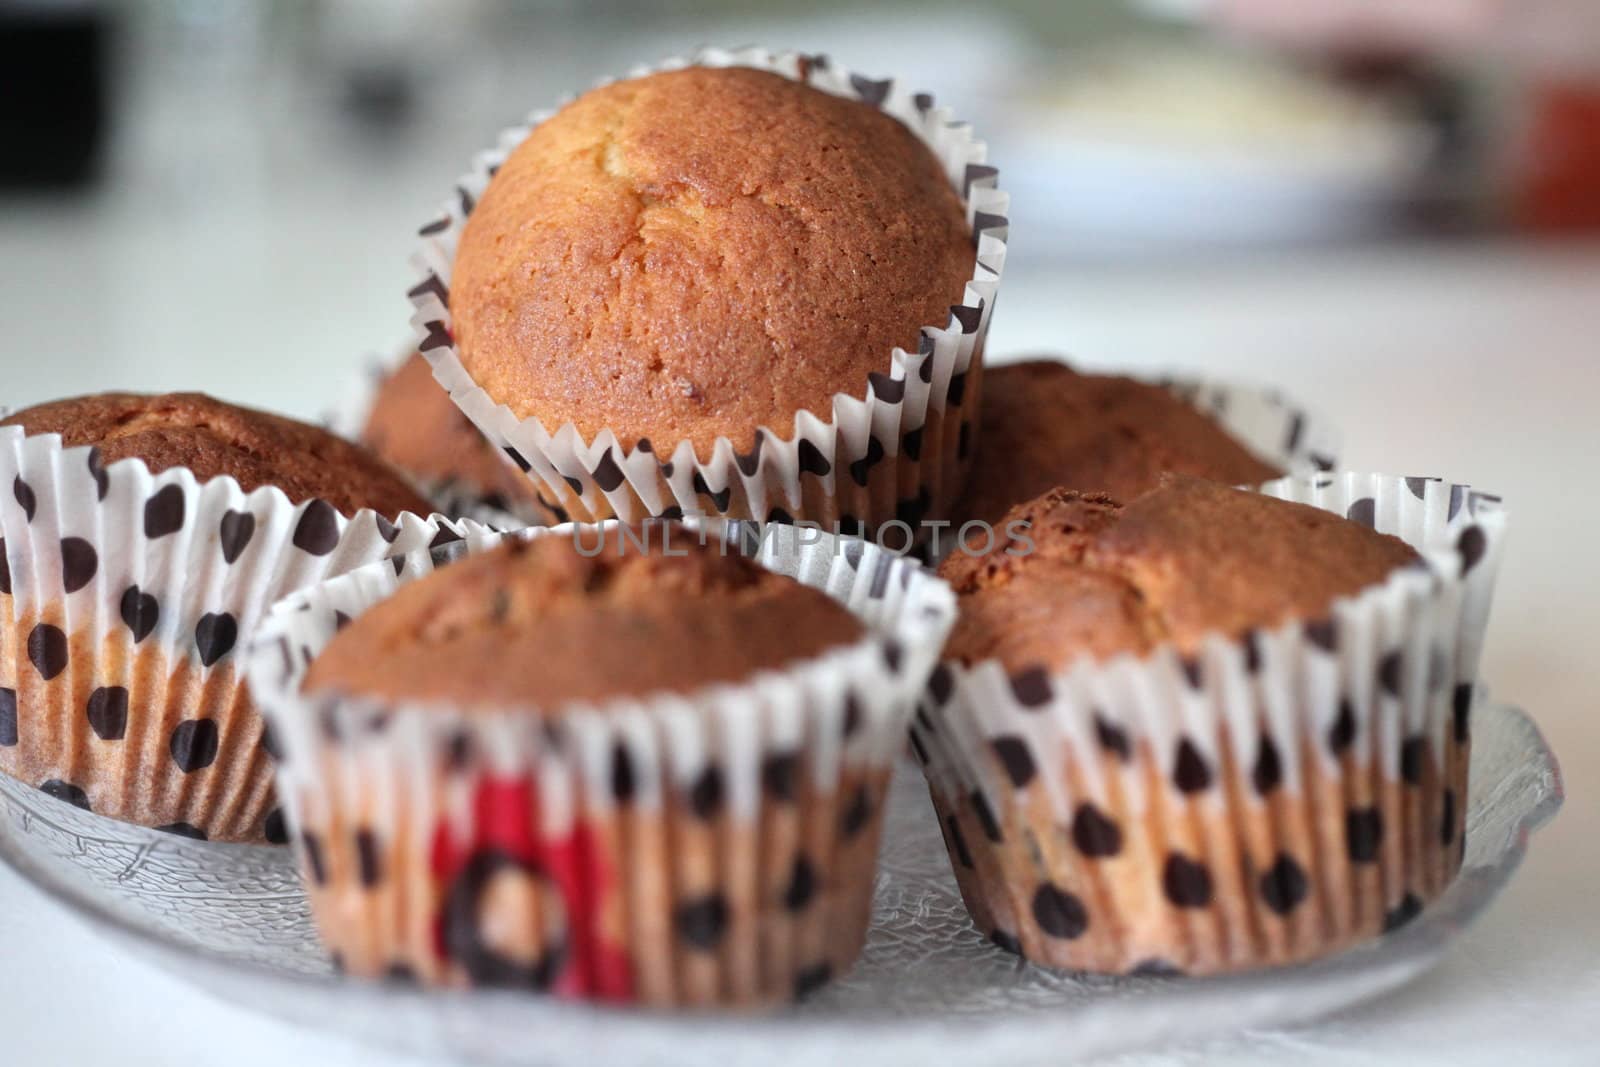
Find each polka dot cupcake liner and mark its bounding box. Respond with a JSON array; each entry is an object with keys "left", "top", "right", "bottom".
[
  {"left": 0, "top": 425, "right": 491, "bottom": 843},
  {"left": 326, "top": 347, "right": 559, "bottom": 531},
  {"left": 244, "top": 522, "right": 957, "bottom": 1008},
  {"left": 910, "top": 472, "right": 1506, "bottom": 977},
  {"left": 407, "top": 46, "right": 1009, "bottom": 534}
]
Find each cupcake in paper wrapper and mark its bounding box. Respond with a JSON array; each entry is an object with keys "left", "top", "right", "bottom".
[
  {"left": 329, "top": 348, "right": 560, "bottom": 530},
  {"left": 0, "top": 424, "right": 489, "bottom": 843},
  {"left": 911, "top": 472, "right": 1506, "bottom": 976},
  {"left": 244, "top": 521, "right": 956, "bottom": 1007},
  {"left": 407, "top": 46, "right": 1008, "bottom": 536}
]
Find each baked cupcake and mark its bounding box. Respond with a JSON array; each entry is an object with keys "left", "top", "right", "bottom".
[
  {"left": 245, "top": 520, "right": 955, "bottom": 1007},
  {"left": 954, "top": 360, "right": 1287, "bottom": 534},
  {"left": 0, "top": 392, "right": 483, "bottom": 842},
  {"left": 914, "top": 472, "right": 1506, "bottom": 975},
  {"left": 357, "top": 352, "right": 560, "bottom": 525},
  {"left": 410, "top": 48, "right": 1008, "bottom": 536}
]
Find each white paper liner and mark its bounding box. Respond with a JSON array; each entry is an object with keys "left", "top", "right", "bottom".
[
  {"left": 325, "top": 347, "right": 556, "bottom": 530},
  {"left": 244, "top": 521, "right": 957, "bottom": 1007},
  {"left": 408, "top": 46, "right": 1009, "bottom": 532},
  {"left": 0, "top": 425, "right": 492, "bottom": 843},
  {"left": 910, "top": 472, "right": 1507, "bottom": 975}
]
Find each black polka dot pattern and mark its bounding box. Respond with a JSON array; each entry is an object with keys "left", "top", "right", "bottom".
[
  {"left": 1346, "top": 498, "right": 1377, "bottom": 527},
  {"left": 1453, "top": 684, "right": 1473, "bottom": 743},
  {"left": 1031, "top": 883, "right": 1088, "bottom": 940},
  {"left": 846, "top": 437, "right": 885, "bottom": 488},
  {"left": 143, "top": 485, "right": 185, "bottom": 539},
  {"left": 1441, "top": 789, "right": 1457, "bottom": 846},
  {"left": 610, "top": 743, "right": 636, "bottom": 801},
  {"left": 59, "top": 538, "right": 97, "bottom": 594},
  {"left": 970, "top": 789, "right": 1001, "bottom": 842},
  {"left": 794, "top": 963, "right": 833, "bottom": 1000},
  {"left": 157, "top": 822, "right": 208, "bottom": 840},
  {"left": 1173, "top": 740, "right": 1211, "bottom": 793},
  {"left": 194, "top": 612, "right": 238, "bottom": 667},
  {"left": 1163, "top": 854, "right": 1213, "bottom": 908},
  {"left": 840, "top": 785, "right": 872, "bottom": 838},
  {"left": 1328, "top": 700, "right": 1357, "bottom": 754},
  {"left": 1457, "top": 526, "right": 1487, "bottom": 576},
  {"left": 293, "top": 500, "right": 342, "bottom": 556},
  {"left": 796, "top": 439, "right": 831, "bottom": 477},
  {"left": 0, "top": 688, "right": 16, "bottom": 747},
  {"left": 170, "top": 719, "right": 220, "bottom": 772},
  {"left": 86, "top": 448, "right": 109, "bottom": 500},
  {"left": 264, "top": 808, "right": 289, "bottom": 844},
  {"left": 0, "top": 538, "right": 10, "bottom": 595},
  {"left": 40, "top": 779, "right": 90, "bottom": 810},
  {"left": 27, "top": 623, "right": 68, "bottom": 680},
  {"left": 1008, "top": 667, "right": 1052, "bottom": 708},
  {"left": 689, "top": 766, "right": 724, "bottom": 819},
  {"left": 301, "top": 831, "right": 328, "bottom": 884},
  {"left": 219, "top": 509, "right": 256, "bottom": 564},
  {"left": 1383, "top": 893, "right": 1423, "bottom": 933},
  {"left": 763, "top": 752, "right": 799, "bottom": 802},
  {"left": 944, "top": 814, "right": 974, "bottom": 868},
  {"left": 841, "top": 694, "right": 863, "bottom": 739},
  {"left": 1304, "top": 618, "right": 1338, "bottom": 652},
  {"left": 927, "top": 664, "right": 954, "bottom": 705},
  {"left": 1401, "top": 736, "right": 1426, "bottom": 785},
  {"left": 1095, "top": 715, "right": 1131, "bottom": 761},
  {"left": 1071, "top": 804, "right": 1122, "bottom": 858},
  {"left": 13, "top": 477, "right": 37, "bottom": 522},
  {"left": 1346, "top": 807, "right": 1384, "bottom": 863},
  {"left": 86, "top": 686, "right": 129, "bottom": 741},
  {"left": 1378, "top": 652, "right": 1405, "bottom": 697},
  {"left": 1259, "top": 855, "right": 1309, "bottom": 915},
  {"left": 120, "top": 585, "right": 160, "bottom": 643},
  {"left": 675, "top": 893, "right": 729, "bottom": 950},
  {"left": 356, "top": 828, "right": 382, "bottom": 887},
  {"left": 1252, "top": 737, "right": 1283, "bottom": 794},
  {"left": 784, "top": 856, "right": 817, "bottom": 912},
  {"left": 441, "top": 850, "right": 564, "bottom": 990},
  {"left": 990, "top": 735, "right": 1036, "bottom": 788}
]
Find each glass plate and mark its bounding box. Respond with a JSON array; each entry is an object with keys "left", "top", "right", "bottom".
[{"left": 0, "top": 697, "right": 1562, "bottom": 1065}]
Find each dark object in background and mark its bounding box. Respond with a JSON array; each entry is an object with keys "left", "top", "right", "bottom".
[{"left": 0, "top": 4, "right": 110, "bottom": 189}]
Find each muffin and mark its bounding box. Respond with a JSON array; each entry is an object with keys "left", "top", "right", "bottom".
[
  {"left": 954, "top": 360, "right": 1285, "bottom": 535},
  {"left": 359, "top": 352, "right": 560, "bottom": 524},
  {"left": 913, "top": 472, "right": 1507, "bottom": 976},
  {"left": 246, "top": 520, "right": 957, "bottom": 1007},
  {"left": 0, "top": 392, "right": 481, "bottom": 842},
  {"left": 411, "top": 49, "right": 1008, "bottom": 536}
]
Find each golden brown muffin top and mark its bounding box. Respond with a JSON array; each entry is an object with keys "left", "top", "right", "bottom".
[
  {"left": 940, "top": 474, "right": 1418, "bottom": 673},
  {"left": 362, "top": 353, "right": 548, "bottom": 516},
  {"left": 451, "top": 65, "right": 976, "bottom": 456},
  {"left": 955, "top": 361, "right": 1283, "bottom": 530},
  {"left": 4, "top": 392, "right": 433, "bottom": 519},
  {"left": 303, "top": 526, "right": 865, "bottom": 710}
]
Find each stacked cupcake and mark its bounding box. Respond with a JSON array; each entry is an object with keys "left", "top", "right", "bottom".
[{"left": 1, "top": 46, "right": 1510, "bottom": 1016}]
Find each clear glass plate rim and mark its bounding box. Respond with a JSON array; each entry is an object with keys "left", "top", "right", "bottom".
[{"left": 0, "top": 698, "right": 1564, "bottom": 1044}]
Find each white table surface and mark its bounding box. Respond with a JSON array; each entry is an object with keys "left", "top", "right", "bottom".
[{"left": 0, "top": 166, "right": 1596, "bottom": 1064}]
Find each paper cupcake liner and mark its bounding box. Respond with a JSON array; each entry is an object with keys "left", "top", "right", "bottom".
[
  {"left": 326, "top": 348, "right": 558, "bottom": 530},
  {"left": 910, "top": 472, "right": 1506, "bottom": 976},
  {"left": 0, "top": 426, "right": 492, "bottom": 843},
  {"left": 244, "top": 521, "right": 957, "bottom": 1007},
  {"left": 407, "top": 46, "right": 1009, "bottom": 535}
]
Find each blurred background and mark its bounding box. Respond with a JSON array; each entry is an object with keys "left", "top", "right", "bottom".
[
  {"left": 2, "top": 4, "right": 1599, "bottom": 1063},
  {"left": 2, "top": 0, "right": 1599, "bottom": 415}
]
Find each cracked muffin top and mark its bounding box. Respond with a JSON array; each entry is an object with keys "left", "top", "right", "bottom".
[
  {"left": 955, "top": 360, "right": 1283, "bottom": 530},
  {"left": 450, "top": 65, "right": 975, "bottom": 457},
  {"left": 361, "top": 353, "right": 550, "bottom": 517},
  {"left": 939, "top": 474, "right": 1418, "bottom": 672},
  {"left": 303, "top": 525, "right": 865, "bottom": 710},
  {"left": 3, "top": 392, "right": 433, "bottom": 519}
]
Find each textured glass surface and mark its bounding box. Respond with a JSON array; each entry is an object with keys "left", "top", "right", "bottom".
[{"left": 0, "top": 699, "right": 1561, "bottom": 1065}]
